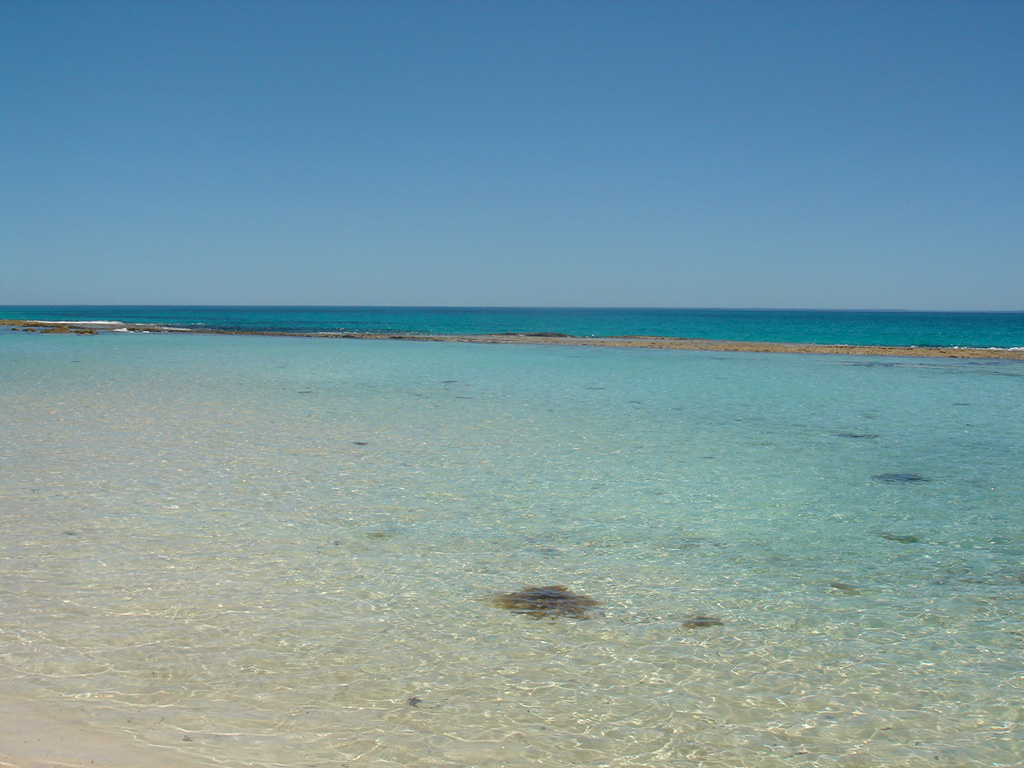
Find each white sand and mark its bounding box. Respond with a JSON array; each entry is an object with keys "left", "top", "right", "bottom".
[{"left": 0, "top": 698, "right": 197, "bottom": 768}]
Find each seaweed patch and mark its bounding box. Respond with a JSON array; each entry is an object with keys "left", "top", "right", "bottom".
[{"left": 489, "top": 585, "right": 601, "bottom": 619}]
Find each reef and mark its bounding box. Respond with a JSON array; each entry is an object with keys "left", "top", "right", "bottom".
[
  {"left": 489, "top": 585, "right": 601, "bottom": 619},
  {"left": 4, "top": 318, "right": 1024, "bottom": 359}
]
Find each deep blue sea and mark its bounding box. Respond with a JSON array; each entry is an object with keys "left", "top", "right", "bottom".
[
  {"left": 1, "top": 309, "right": 1022, "bottom": 767},
  {"left": 2, "top": 305, "right": 1024, "bottom": 348}
]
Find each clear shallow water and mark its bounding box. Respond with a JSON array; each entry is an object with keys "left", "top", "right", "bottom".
[
  {"left": 1, "top": 331, "right": 1023, "bottom": 767},
  {"left": 3, "top": 305, "right": 1024, "bottom": 348}
]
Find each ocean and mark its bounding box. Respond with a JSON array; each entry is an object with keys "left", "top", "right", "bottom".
[{"left": 1, "top": 309, "right": 1022, "bottom": 767}]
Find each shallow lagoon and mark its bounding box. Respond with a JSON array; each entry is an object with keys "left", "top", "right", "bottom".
[{"left": 1, "top": 330, "right": 1022, "bottom": 767}]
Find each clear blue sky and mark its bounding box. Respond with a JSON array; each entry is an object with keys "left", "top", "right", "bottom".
[{"left": 2, "top": 0, "right": 1022, "bottom": 309}]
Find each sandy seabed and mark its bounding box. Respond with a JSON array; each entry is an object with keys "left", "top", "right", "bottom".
[
  {"left": 2, "top": 316, "right": 1022, "bottom": 766},
  {"left": 0, "top": 698, "right": 194, "bottom": 768}
]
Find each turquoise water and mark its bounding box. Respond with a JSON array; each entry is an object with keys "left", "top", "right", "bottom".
[
  {"left": 1, "top": 330, "right": 1023, "bottom": 767},
  {"left": 3, "top": 305, "right": 1024, "bottom": 348}
]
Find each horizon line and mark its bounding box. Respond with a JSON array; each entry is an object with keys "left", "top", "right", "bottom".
[{"left": 1, "top": 304, "right": 1023, "bottom": 314}]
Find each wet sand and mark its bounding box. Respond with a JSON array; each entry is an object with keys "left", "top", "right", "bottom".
[{"left": 4, "top": 318, "right": 1023, "bottom": 360}]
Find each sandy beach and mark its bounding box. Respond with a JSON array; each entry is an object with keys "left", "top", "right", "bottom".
[{"left": 4, "top": 318, "right": 1023, "bottom": 360}]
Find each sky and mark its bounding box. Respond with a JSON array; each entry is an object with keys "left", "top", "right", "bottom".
[{"left": 1, "top": 0, "right": 1022, "bottom": 310}]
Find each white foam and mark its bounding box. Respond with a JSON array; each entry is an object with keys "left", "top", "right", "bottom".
[{"left": 952, "top": 345, "right": 1024, "bottom": 352}]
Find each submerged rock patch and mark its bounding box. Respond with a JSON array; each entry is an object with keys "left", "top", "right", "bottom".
[
  {"left": 830, "top": 582, "right": 862, "bottom": 595},
  {"left": 879, "top": 532, "right": 921, "bottom": 544},
  {"left": 681, "top": 616, "right": 724, "bottom": 628},
  {"left": 489, "top": 585, "right": 601, "bottom": 619},
  {"left": 872, "top": 473, "right": 931, "bottom": 483}
]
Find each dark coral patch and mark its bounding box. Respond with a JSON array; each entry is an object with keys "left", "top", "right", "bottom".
[
  {"left": 681, "top": 616, "right": 724, "bottom": 628},
  {"left": 490, "top": 585, "right": 601, "bottom": 619}
]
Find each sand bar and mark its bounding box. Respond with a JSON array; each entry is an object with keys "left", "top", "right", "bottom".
[{"left": 3, "top": 318, "right": 1023, "bottom": 360}]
